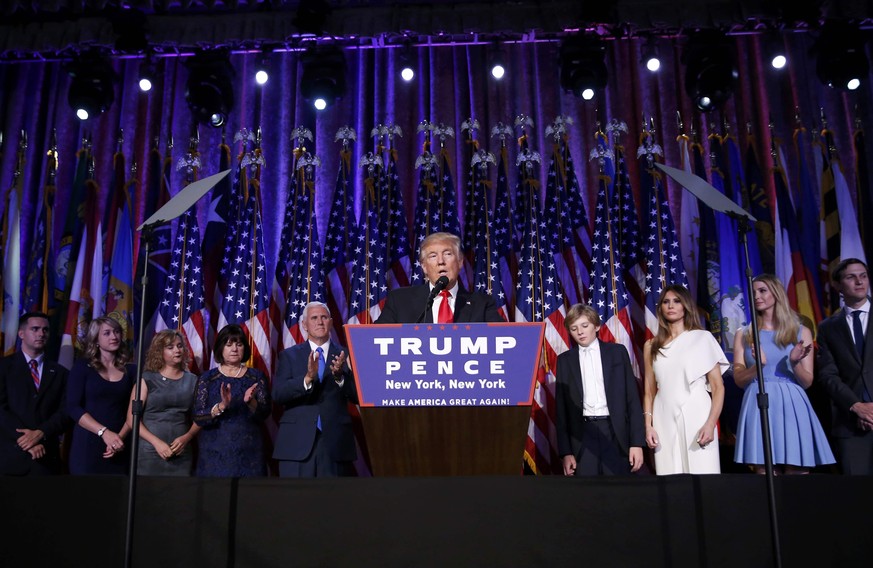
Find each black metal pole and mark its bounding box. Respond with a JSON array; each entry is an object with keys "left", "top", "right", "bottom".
[
  {"left": 736, "top": 215, "right": 782, "bottom": 568},
  {"left": 124, "top": 225, "right": 155, "bottom": 568}
]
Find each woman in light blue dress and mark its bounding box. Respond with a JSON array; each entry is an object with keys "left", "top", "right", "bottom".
[{"left": 733, "top": 274, "right": 835, "bottom": 473}]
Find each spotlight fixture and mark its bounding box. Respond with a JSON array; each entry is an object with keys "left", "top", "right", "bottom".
[
  {"left": 682, "top": 31, "right": 738, "bottom": 112},
  {"left": 138, "top": 56, "right": 157, "bottom": 92},
  {"left": 559, "top": 35, "right": 608, "bottom": 99},
  {"left": 66, "top": 53, "right": 118, "bottom": 121},
  {"left": 489, "top": 44, "right": 507, "bottom": 80},
  {"left": 185, "top": 51, "right": 235, "bottom": 127},
  {"left": 641, "top": 36, "right": 661, "bottom": 72},
  {"left": 300, "top": 47, "right": 347, "bottom": 111},
  {"left": 399, "top": 46, "right": 415, "bottom": 82},
  {"left": 765, "top": 33, "right": 787, "bottom": 70},
  {"left": 814, "top": 20, "right": 869, "bottom": 91},
  {"left": 255, "top": 51, "right": 271, "bottom": 86}
]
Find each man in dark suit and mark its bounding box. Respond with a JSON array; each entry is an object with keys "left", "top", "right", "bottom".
[
  {"left": 817, "top": 258, "right": 873, "bottom": 475},
  {"left": 556, "top": 304, "right": 645, "bottom": 476},
  {"left": 272, "top": 302, "right": 359, "bottom": 477},
  {"left": 0, "top": 312, "right": 70, "bottom": 475},
  {"left": 376, "top": 231, "right": 503, "bottom": 324}
]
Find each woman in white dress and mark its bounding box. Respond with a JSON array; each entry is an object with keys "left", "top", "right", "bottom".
[{"left": 643, "top": 285, "right": 729, "bottom": 474}]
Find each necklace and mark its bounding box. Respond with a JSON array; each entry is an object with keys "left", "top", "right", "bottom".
[{"left": 222, "top": 363, "right": 244, "bottom": 377}]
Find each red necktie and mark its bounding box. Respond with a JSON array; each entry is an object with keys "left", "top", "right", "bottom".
[
  {"left": 438, "top": 290, "right": 453, "bottom": 323},
  {"left": 30, "top": 359, "right": 40, "bottom": 390}
]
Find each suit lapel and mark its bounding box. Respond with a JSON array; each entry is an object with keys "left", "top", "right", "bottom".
[
  {"left": 453, "top": 288, "right": 473, "bottom": 322},
  {"left": 838, "top": 308, "right": 866, "bottom": 365},
  {"left": 568, "top": 347, "right": 585, "bottom": 403}
]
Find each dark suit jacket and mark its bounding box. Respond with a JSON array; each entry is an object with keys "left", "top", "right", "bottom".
[
  {"left": 816, "top": 307, "right": 873, "bottom": 438},
  {"left": 375, "top": 283, "right": 504, "bottom": 324},
  {"left": 0, "top": 352, "right": 70, "bottom": 475},
  {"left": 555, "top": 341, "right": 645, "bottom": 458},
  {"left": 272, "top": 341, "right": 359, "bottom": 462}
]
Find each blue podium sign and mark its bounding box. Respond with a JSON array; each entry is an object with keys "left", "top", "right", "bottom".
[{"left": 345, "top": 323, "right": 545, "bottom": 407}]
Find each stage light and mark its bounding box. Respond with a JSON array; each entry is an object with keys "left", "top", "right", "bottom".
[
  {"left": 255, "top": 52, "right": 270, "bottom": 86},
  {"left": 641, "top": 36, "right": 661, "bottom": 72},
  {"left": 66, "top": 53, "right": 117, "bottom": 121},
  {"left": 300, "top": 47, "right": 347, "bottom": 110},
  {"left": 185, "top": 51, "right": 235, "bottom": 127},
  {"left": 399, "top": 47, "right": 415, "bottom": 82},
  {"left": 814, "top": 20, "right": 869, "bottom": 91},
  {"left": 682, "top": 31, "right": 738, "bottom": 112},
  {"left": 764, "top": 33, "right": 788, "bottom": 70},
  {"left": 138, "top": 57, "right": 157, "bottom": 92},
  {"left": 489, "top": 45, "right": 507, "bottom": 80},
  {"left": 559, "top": 35, "right": 608, "bottom": 99},
  {"left": 771, "top": 54, "right": 787, "bottom": 69}
]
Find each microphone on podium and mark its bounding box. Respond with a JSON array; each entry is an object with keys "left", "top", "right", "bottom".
[{"left": 417, "top": 276, "right": 450, "bottom": 323}]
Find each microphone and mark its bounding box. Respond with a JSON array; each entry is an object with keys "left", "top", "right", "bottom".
[{"left": 417, "top": 276, "right": 450, "bottom": 323}]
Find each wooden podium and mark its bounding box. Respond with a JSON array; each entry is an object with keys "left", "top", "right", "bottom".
[{"left": 345, "top": 323, "right": 544, "bottom": 476}]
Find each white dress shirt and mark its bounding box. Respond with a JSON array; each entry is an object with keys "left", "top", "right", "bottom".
[{"left": 578, "top": 339, "right": 609, "bottom": 417}]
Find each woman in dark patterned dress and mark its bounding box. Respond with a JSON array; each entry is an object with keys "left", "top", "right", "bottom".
[
  {"left": 194, "top": 324, "right": 271, "bottom": 477},
  {"left": 67, "top": 316, "right": 134, "bottom": 475},
  {"left": 130, "top": 330, "right": 200, "bottom": 476}
]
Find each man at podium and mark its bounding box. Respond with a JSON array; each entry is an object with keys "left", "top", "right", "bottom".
[{"left": 376, "top": 232, "right": 503, "bottom": 324}]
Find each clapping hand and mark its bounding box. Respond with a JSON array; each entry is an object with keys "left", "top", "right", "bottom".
[
  {"left": 305, "top": 352, "right": 319, "bottom": 385},
  {"left": 789, "top": 341, "right": 812, "bottom": 365},
  {"left": 329, "top": 351, "right": 347, "bottom": 377}
]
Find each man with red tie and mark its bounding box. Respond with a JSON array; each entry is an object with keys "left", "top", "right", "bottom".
[
  {"left": 0, "top": 312, "right": 70, "bottom": 475},
  {"left": 376, "top": 232, "right": 504, "bottom": 324}
]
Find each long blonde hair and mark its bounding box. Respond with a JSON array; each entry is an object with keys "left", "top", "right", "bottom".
[
  {"left": 83, "top": 316, "right": 132, "bottom": 371},
  {"left": 743, "top": 274, "right": 799, "bottom": 349},
  {"left": 650, "top": 284, "right": 702, "bottom": 362}
]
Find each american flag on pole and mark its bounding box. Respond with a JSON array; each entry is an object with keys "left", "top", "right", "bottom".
[
  {"left": 347, "top": 150, "right": 389, "bottom": 325},
  {"left": 204, "top": 134, "right": 237, "bottom": 355},
  {"left": 513, "top": 117, "right": 569, "bottom": 475},
  {"left": 218, "top": 161, "right": 273, "bottom": 376},
  {"left": 588, "top": 129, "right": 639, "bottom": 377},
  {"left": 467, "top": 146, "right": 511, "bottom": 320},
  {"left": 324, "top": 127, "right": 359, "bottom": 338},
  {"left": 283, "top": 150, "right": 326, "bottom": 347},
  {"left": 376, "top": 125, "right": 412, "bottom": 290},
  {"left": 269, "top": 127, "right": 307, "bottom": 352},
  {"left": 23, "top": 135, "right": 57, "bottom": 316},
  {"left": 490, "top": 123, "right": 519, "bottom": 315},
  {"left": 543, "top": 115, "right": 591, "bottom": 308},
  {"left": 156, "top": 209, "right": 208, "bottom": 373},
  {"left": 639, "top": 133, "right": 688, "bottom": 336}
]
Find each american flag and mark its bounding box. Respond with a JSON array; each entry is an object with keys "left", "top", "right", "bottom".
[
  {"left": 134, "top": 145, "right": 173, "bottom": 352},
  {"left": 324, "top": 128, "right": 359, "bottom": 338},
  {"left": 219, "top": 180, "right": 273, "bottom": 375},
  {"left": 514, "top": 125, "right": 569, "bottom": 475},
  {"left": 347, "top": 153, "right": 389, "bottom": 324},
  {"left": 412, "top": 122, "right": 461, "bottom": 280},
  {"left": 543, "top": 115, "right": 591, "bottom": 308},
  {"left": 588, "top": 130, "right": 639, "bottom": 377},
  {"left": 380, "top": 126, "right": 412, "bottom": 290},
  {"left": 283, "top": 151, "right": 326, "bottom": 346},
  {"left": 467, "top": 143, "right": 509, "bottom": 320},
  {"left": 490, "top": 123, "right": 519, "bottom": 315},
  {"left": 460, "top": 119, "right": 483, "bottom": 291},
  {"left": 156, "top": 209, "right": 208, "bottom": 373},
  {"left": 23, "top": 137, "right": 57, "bottom": 316},
  {"left": 204, "top": 137, "right": 238, "bottom": 356},
  {"left": 640, "top": 138, "right": 688, "bottom": 337}
]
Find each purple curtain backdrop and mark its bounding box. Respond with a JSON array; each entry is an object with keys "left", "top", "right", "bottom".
[{"left": 1, "top": 33, "right": 871, "bottom": 294}]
